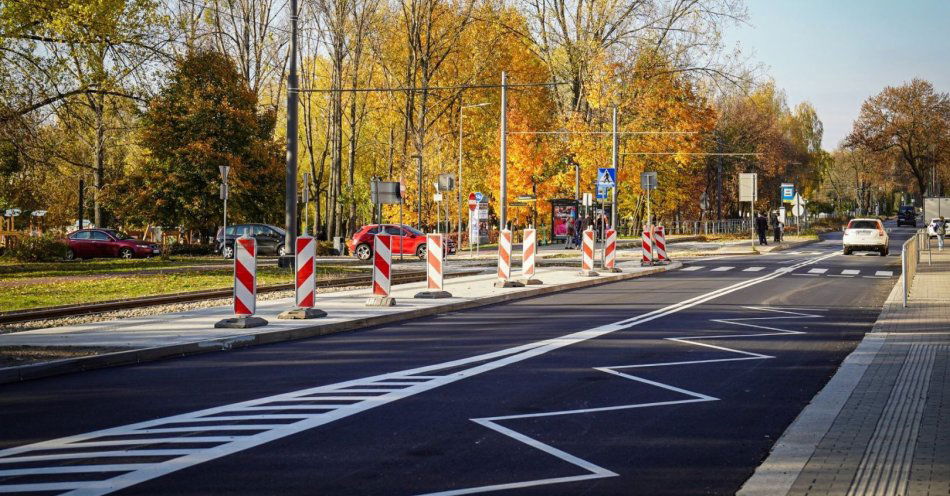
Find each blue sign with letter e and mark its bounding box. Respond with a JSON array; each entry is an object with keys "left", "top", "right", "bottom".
[{"left": 781, "top": 183, "right": 795, "bottom": 202}]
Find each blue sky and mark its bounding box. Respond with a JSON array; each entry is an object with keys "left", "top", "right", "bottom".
[{"left": 722, "top": 0, "right": 950, "bottom": 149}]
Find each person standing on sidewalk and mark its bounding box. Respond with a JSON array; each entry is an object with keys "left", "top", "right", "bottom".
[
  {"left": 756, "top": 212, "right": 769, "bottom": 246},
  {"left": 937, "top": 215, "right": 946, "bottom": 251},
  {"left": 773, "top": 214, "right": 784, "bottom": 243}
]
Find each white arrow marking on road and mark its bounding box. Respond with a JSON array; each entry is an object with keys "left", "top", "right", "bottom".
[{"left": 0, "top": 253, "right": 838, "bottom": 496}]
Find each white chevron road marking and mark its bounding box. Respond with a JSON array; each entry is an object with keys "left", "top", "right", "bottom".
[{"left": 423, "top": 307, "right": 823, "bottom": 496}]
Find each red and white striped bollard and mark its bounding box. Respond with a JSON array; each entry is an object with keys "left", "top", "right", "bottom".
[
  {"left": 579, "top": 227, "right": 599, "bottom": 276},
  {"left": 278, "top": 235, "right": 327, "bottom": 319},
  {"left": 655, "top": 226, "right": 669, "bottom": 264},
  {"left": 415, "top": 233, "right": 452, "bottom": 298},
  {"left": 215, "top": 235, "right": 268, "bottom": 328},
  {"left": 641, "top": 226, "right": 654, "bottom": 266},
  {"left": 604, "top": 228, "right": 621, "bottom": 272},
  {"left": 494, "top": 229, "right": 523, "bottom": 287},
  {"left": 366, "top": 234, "right": 395, "bottom": 306},
  {"left": 520, "top": 227, "right": 542, "bottom": 285}
]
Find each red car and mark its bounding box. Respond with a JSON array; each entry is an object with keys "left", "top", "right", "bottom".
[
  {"left": 65, "top": 229, "right": 161, "bottom": 260},
  {"left": 348, "top": 224, "right": 456, "bottom": 260}
]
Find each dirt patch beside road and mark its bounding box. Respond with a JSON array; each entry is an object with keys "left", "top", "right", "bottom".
[{"left": 0, "top": 346, "right": 126, "bottom": 367}]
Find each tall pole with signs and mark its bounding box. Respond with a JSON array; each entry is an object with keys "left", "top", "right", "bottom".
[
  {"left": 641, "top": 172, "right": 657, "bottom": 228},
  {"left": 301, "top": 172, "right": 310, "bottom": 235},
  {"left": 611, "top": 106, "right": 618, "bottom": 229},
  {"left": 739, "top": 172, "right": 757, "bottom": 252}
]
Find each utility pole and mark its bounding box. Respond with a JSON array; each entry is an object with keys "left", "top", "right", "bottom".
[
  {"left": 415, "top": 155, "right": 423, "bottom": 229},
  {"left": 284, "top": 0, "right": 299, "bottom": 258},
  {"left": 611, "top": 106, "right": 618, "bottom": 229},
  {"left": 458, "top": 102, "right": 464, "bottom": 250},
  {"left": 499, "top": 71, "right": 508, "bottom": 230},
  {"left": 716, "top": 135, "right": 723, "bottom": 220}
]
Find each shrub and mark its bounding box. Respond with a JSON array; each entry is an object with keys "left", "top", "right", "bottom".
[
  {"left": 165, "top": 243, "right": 216, "bottom": 256},
  {"left": 316, "top": 241, "right": 336, "bottom": 256},
  {"left": 5, "top": 235, "right": 68, "bottom": 262}
]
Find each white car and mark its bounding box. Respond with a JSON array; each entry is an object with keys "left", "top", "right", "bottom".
[{"left": 842, "top": 218, "right": 889, "bottom": 256}]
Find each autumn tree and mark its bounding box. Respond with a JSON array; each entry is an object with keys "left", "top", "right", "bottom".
[
  {"left": 846, "top": 78, "right": 950, "bottom": 198},
  {"left": 108, "top": 50, "right": 283, "bottom": 235}
]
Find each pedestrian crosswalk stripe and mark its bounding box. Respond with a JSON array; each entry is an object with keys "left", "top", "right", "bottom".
[
  {"left": 875, "top": 270, "right": 894, "bottom": 277},
  {"left": 743, "top": 266, "right": 765, "bottom": 272},
  {"left": 808, "top": 268, "right": 827, "bottom": 274},
  {"left": 841, "top": 269, "right": 860, "bottom": 275},
  {"left": 710, "top": 266, "right": 734, "bottom": 272},
  {"left": 681, "top": 266, "right": 703, "bottom": 271}
]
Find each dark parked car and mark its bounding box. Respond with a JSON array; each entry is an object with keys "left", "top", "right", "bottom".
[
  {"left": 347, "top": 224, "right": 456, "bottom": 261},
  {"left": 896, "top": 205, "right": 917, "bottom": 227},
  {"left": 65, "top": 229, "right": 161, "bottom": 260},
  {"left": 215, "top": 224, "right": 288, "bottom": 258}
]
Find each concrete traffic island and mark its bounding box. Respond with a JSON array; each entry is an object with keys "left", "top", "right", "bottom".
[
  {"left": 0, "top": 262, "right": 678, "bottom": 384},
  {"left": 365, "top": 296, "right": 396, "bottom": 307}
]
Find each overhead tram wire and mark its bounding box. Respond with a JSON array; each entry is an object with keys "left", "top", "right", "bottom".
[
  {"left": 292, "top": 81, "right": 570, "bottom": 93},
  {"left": 507, "top": 130, "right": 698, "bottom": 135}
]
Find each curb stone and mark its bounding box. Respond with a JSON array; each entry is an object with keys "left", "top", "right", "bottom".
[{"left": 0, "top": 262, "right": 679, "bottom": 385}]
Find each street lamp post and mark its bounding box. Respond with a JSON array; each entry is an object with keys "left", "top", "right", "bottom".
[
  {"left": 458, "top": 101, "right": 489, "bottom": 250},
  {"left": 219, "top": 165, "right": 230, "bottom": 257},
  {"left": 499, "top": 71, "right": 508, "bottom": 230}
]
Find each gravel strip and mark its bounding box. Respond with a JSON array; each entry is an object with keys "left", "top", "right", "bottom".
[{"left": 0, "top": 286, "right": 363, "bottom": 335}]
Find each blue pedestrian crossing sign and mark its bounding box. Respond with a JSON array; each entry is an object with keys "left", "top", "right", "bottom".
[{"left": 597, "top": 168, "right": 616, "bottom": 189}]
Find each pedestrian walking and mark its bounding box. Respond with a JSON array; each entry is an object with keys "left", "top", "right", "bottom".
[
  {"left": 773, "top": 215, "right": 783, "bottom": 243},
  {"left": 936, "top": 216, "right": 946, "bottom": 251},
  {"left": 756, "top": 212, "right": 769, "bottom": 246}
]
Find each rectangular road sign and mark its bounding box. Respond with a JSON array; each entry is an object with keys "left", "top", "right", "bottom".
[
  {"left": 596, "top": 184, "right": 608, "bottom": 200},
  {"left": 781, "top": 183, "right": 795, "bottom": 202},
  {"left": 640, "top": 171, "right": 658, "bottom": 190},
  {"left": 739, "top": 173, "right": 757, "bottom": 202}
]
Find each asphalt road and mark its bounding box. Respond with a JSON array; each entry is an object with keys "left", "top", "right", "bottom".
[{"left": 0, "top": 222, "right": 915, "bottom": 495}]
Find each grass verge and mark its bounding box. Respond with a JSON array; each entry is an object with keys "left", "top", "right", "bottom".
[{"left": 0, "top": 266, "right": 364, "bottom": 312}]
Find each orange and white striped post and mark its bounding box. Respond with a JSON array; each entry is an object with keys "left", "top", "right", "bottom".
[
  {"left": 366, "top": 234, "right": 396, "bottom": 306},
  {"left": 641, "top": 226, "right": 655, "bottom": 266},
  {"left": 520, "top": 227, "right": 542, "bottom": 285},
  {"left": 494, "top": 229, "right": 523, "bottom": 288},
  {"left": 604, "top": 228, "right": 621, "bottom": 272},
  {"left": 415, "top": 234, "right": 452, "bottom": 298},
  {"left": 579, "top": 227, "right": 599, "bottom": 276},
  {"left": 654, "top": 226, "right": 669, "bottom": 263},
  {"left": 278, "top": 235, "right": 327, "bottom": 319},
  {"left": 215, "top": 234, "right": 268, "bottom": 328}
]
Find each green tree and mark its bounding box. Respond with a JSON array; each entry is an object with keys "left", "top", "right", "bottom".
[{"left": 109, "top": 50, "right": 283, "bottom": 236}]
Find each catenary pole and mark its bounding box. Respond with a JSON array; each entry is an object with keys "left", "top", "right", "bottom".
[
  {"left": 611, "top": 105, "right": 618, "bottom": 229},
  {"left": 499, "top": 71, "right": 508, "bottom": 230},
  {"left": 284, "top": 0, "right": 299, "bottom": 255}
]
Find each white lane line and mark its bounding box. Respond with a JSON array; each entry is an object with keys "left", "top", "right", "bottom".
[
  {"left": 0, "top": 253, "right": 837, "bottom": 496},
  {"left": 743, "top": 267, "right": 765, "bottom": 272},
  {"left": 841, "top": 269, "right": 860, "bottom": 275},
  {"left": 808, "top": 268, "right": 828, "bottom": 274},
  {"left": 425, "top": 307, "right": 821, "bottom": 496},
  {"left": 875, "top": 271, "right": 894, "bottom": 277},
  {"left": 792, "top": 274, "right": 819, "bottom": 277},
  {"left": 710, "top": 266, "right": 734, "bottom": 272},
  {"left": 680, "top": 266, "right": 704, "bottom": 271}
]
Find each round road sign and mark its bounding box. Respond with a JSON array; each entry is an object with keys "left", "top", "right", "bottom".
[{"left": 468, "top": 192, "right": 477, "bottom": 211}]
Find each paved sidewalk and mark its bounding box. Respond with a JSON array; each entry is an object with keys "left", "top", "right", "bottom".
[
  {"left": 0, "top": 260, "right": 676, "bottom": 382},
  {"left": 740, "top": 248, "right": 950, "bottom": 496}
]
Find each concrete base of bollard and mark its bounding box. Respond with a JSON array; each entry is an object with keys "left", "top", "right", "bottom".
[
  {"left": 365, "top": 296, "right": 396, "bottom": 307},
  {"left": 640, "top": 261, "right": 654, "bottom": 267},
  {"left": 604, "top": 267, "right": 623, "bottom": 273},
  {"left": 414, "top": 290, "right": 453, "bottom": 299},
  {"left": 578, "top": 270, "right": 600, "bottom": 277},
  {"left": 520, "top": 278, "right": 543, "bottom": 285},
  {"left": 214, "top": 316, "right": 269, "bottom": 329},
  {"left": 493, "top": 280, "right": 525, "bottom": 288},
  {"left": 277, "top": 308, "right": 328, "bottom": 320}
]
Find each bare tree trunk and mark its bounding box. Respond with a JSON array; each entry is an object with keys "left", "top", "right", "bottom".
[{"left": 93, "top": 95, "right": 105, "bottom": 227}]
